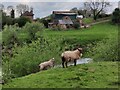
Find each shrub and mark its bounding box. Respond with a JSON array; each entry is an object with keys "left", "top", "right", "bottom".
[
  {"left": 112, "top": 8, "right": 120, "bottom": 24},
  {"left": 87, "top": 37, "right": 118, "bottom": 61},
  {"left": 2, "top": 25, "right": 20, "bottom": 48},
  {"left": 9, "top": 36, "right": 65, "bottom": 77},
  {"left": 15, "top": 16, "right": 32, "bottom": 27},
  {"left": 23, "top": 22, "right": 44, "bottom": 41}
]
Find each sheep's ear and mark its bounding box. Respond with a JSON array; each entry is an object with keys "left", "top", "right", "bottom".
[{"left": 78, "top": 48, "right": 83, "bottom": 52}]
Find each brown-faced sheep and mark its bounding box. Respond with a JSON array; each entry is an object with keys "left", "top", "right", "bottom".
[
  {"left": 39, "top": 58, "right": 55, "bottom": 71},
  {"left": 61, "top": 48, "right": 83, "bottom": 68}
]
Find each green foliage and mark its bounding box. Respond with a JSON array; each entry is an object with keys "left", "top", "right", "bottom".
[
  {"left": 9, "top": 36, "right": 64, "bottom": 77},
  {"left": 15, "top": 16, "right": 32, "bottom": 27},
  {"left": 37, "top": 17, "right": 52, "bottom": 28},
  {"left": 2, "top": 25, "right": 20, "bottom": 48},
  {"left": 112, "top": 8, "right": 120, "bottom": 24},
  {"left": 2, "top": 11, "right": 14, "bottom": 27},
  {"left": 23, "top": 22, "right": 44, "bottom": 41},
  {"left": 1, "top": 10, "right": 32, "bottom": 28},
  {"left": 87, "top": 37, "right": 118, "bottom": 61},
  {"left": 2, "top": 22, "right": 46, "bottom": 80}
]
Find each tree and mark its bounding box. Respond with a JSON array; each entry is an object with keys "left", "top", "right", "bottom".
[
  {"left": 84, "top": 0, "right": 110, "bottom": 20},
  {"left": 7, "top": 5, "right": 14, "bottom": 15},
  {"left": 0, "top": 4, "right": 4, "bottom": 11},
  {"left": 2, "top": 11, "right": 14, "bottom": 27},
  {"left": 10, "top": 9, "right": 15, "bottom": 18},
  {"left": 112, "top": 8, "right": 120, "bottom": 24},
  {"left": 16, "top": 4, "right": 29, "bottom": 16}
]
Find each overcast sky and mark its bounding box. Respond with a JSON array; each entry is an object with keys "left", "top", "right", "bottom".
[{"left": 1, "top": 0, "right": 120, "bottom": 19}]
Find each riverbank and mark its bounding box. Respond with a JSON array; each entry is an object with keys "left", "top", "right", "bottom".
[{"left": 3, "top": 61, "right": 118, "bottom": 88}]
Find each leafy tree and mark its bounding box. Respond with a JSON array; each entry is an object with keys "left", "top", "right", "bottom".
[
  {"left": 0, "top": 4, "right": 4, "bottom": 11},
  {"left": 112, "top": 8, "right": 120, "bottom": 24},
  {"left": 1, "top": 11, "right": 14, "bottom": 27},
  {"left": 7, "top": 5, "right": 14, "bottom": 16}
]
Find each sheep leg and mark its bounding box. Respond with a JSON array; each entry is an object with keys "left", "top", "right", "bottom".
[
  {"left": 74, "top": 60, "right": 77, "bottom": 66},
  {"left": 62, "top": 56, "right": 65, "bottom": 68},
  {"left": 62, "top": 61, "right": 65, "bottom": 68},
  {"left": 65, "top": 62, "right": 68, "bottom": 68}
]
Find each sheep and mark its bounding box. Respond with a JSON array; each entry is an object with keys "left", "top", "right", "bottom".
[
  {"left": 61, "top": 48, "right": 83, "bottom": 68},
  {"left": 39, "top": 58, "right": 55, "bottom": 71}
]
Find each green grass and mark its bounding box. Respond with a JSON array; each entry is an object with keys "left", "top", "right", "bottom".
[
  {"left": 3, "top": 61, "right": 119, "bottom": 88},
  {"left": 83, "top": 17, "right": 93, "bottom": 24},
  {"left": 0, "top": 32, "right": 2, "bottom": 43},
  {"left": 43, "top": 22, "right": 118, "bottom": 46}
]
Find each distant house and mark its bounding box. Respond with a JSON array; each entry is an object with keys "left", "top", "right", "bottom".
[
  {"left": 21, "top": 10, "right": 34, "bottom": 20},
  {"left": 49, "top": 11, "right": 78, "bottom": 29}
]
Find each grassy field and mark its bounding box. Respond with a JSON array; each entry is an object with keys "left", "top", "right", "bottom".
[
  {"left": 0, "top": 32, "right": 2, "bottom": 43},
  {"left": 2, "top": 22, "right": 119, "bottom": 88},
  {"left": 43, "top": 22, "right": 118, "bottom": 46},
  {"left": 3, "top": 61, "right": 118, "bottom": 88}
]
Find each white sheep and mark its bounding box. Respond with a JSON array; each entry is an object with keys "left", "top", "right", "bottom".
[
  {"left": 61, "top": 48, "right": 83, "bottom": 68},
  {"left": 39, "top": 58, "right": 55, "bottom": 71}
]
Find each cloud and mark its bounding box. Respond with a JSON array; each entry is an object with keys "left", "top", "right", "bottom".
[
  {"left": 1, "top": 0, "right": 119, "bottom": 2},
  {"left": 28, "top": 2, "right": 83, "bottom": 18},
  {"left": 1, "top": 1, "right": 119, "bottom": 18}
]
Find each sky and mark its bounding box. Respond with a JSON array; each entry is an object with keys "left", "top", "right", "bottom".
[{"left": 1, "top": 0, "right": 120, "bottom": 19}]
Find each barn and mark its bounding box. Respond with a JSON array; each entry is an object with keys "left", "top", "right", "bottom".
[{"left": 48, "top": 11, "right": 78, "bottom": 29}]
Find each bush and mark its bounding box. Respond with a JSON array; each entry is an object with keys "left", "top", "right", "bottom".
[
  {"left": 23, "top": 22, "right": 44, "bottom": 41},
  {"left": 2, "top": 22, "right": 46, "bottom": 81},
  {"left": 87, "top": 37, "right": 118, "bottom": 61},
  {"left": 2, "top": 25, "right": 20, "bottom": 48},
  {"left": 9, "top": 36, "right": 65, "bottom": 77},
  {"left": 15, "top": 16, "right": 32, "bottom": 27},
  {"left": 112, "top": 8, "right": 120, "bottom": 24}
]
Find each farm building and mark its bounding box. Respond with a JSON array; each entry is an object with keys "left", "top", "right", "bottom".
[
  {"left": 21, "top": 9, "right": 34, "bottom": 20},
  {"left": 53, "top": 11, "right": 77, "bottom": 20},
  {"left": 48, "top": 11, "right": 78, "bottom": 29}
]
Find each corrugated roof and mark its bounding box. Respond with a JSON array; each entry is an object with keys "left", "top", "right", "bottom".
[
  {"left": 53, "top": 11, "right": 77, "bottom": 14},
  {"left": 56, "top": 13, "right": 77, "bottom": 15}
]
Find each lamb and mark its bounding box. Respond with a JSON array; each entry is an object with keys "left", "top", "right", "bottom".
[
  {"left": 61, "top": 48, "right": 83, "bottom": 68},
  {"left": 39, "top": 58, "right": 55, "bottom": 71}
]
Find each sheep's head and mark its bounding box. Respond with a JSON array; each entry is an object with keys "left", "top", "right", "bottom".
[
  {"left": 50, "top": 58, "right": 55, "bottom": 65},
  {"left": 77, "top": 48, "right": 83, "bottom": 53}
]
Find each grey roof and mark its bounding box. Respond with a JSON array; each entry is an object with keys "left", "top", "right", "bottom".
[
  {"left": 56, "top": 13, "right": 77, "bottom": 15},
  {"left": 58, "top": 20, "right": 73, "bottom": 24}
]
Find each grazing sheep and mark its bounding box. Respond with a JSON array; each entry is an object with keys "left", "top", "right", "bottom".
[
  {"left": 61, "top": 48, "right": 83, "bottom": 68},
  {"left": 39, "top": 58, "right": 55, "bottom": 71}
]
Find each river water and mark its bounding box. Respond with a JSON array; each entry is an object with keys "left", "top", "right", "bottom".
[{"left": 54, "top": 58, "right": 93, "bottom": 68}]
